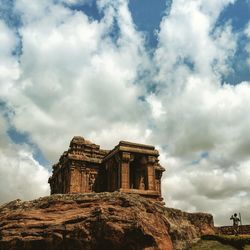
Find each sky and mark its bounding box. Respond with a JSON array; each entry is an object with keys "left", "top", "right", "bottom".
[{"left": 0, "top": 0, "right": 250, "bottom": 226}]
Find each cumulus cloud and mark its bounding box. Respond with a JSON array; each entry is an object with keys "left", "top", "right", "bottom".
[
  {"left": 0, "top": 20, "right": 20, "bottom": 95},
  {"left": 161, "top": 153, "right": 250, "bottom": 225},
  {"left": 0, "top": 0, "right": 250, "bottom": 226},
  {"left": 154, "top": 0, "right": 237, "bottom": 87},
  {"left": 150, "top": 0, "right": 250, "bottom": 225},
  {"left": 0, "top": 113, "right": 50, "bottom": 203},
  {"left": 3, "top": 0, "right": 150, "bottom": 161}
]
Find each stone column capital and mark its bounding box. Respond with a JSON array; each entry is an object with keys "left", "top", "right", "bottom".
[
  {"left": 80, "top": 166, "right": 86, "bottom": 171},
  {"left": 69, "top": 160, "right": 77, "bottom": 171},
  {"left": 121, "top": 152, "right": 131, "bottom": 162},
  {"left": 139, "top": 156, "right": 147, "bottom": 165},
  {"left": 115, "top": 154, "right": 120, "bottom": 163},
  {"left": 80, "top": 162, "right": 86, "bottom": 171},
  {"left": 148, "top": 156, "right": 156, "bottom": 164}
]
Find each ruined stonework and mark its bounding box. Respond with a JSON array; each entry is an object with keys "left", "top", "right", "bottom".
[{"left": 48, "top": 136, "right": 165, "bottom": 200}]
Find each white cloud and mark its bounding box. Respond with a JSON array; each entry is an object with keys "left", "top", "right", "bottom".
[
  {"left": 3, "top": 0, "right": 150, "bottom": 160},
  {"left": 0, "top": 21, "right": 16, "bottom": 55},
  {"left": 0, "top": 113, "right": 50, "bottom": 203},
  {"left": 0, "top": 21, "right": 20, "bottom": 96},
  {"left": 245, "top": 21, "right": 250, "bottom": 37},
  {"left": 0, "top": 0, "right": 149, "bottom": 203},
  {"left": 155, "top": 0, "right": 237, "bottom": 87},
  {"left": 161, "top": 153, "right": 250, "bottom": 225},
  {"left": 151, "top": 0, "right": 250, "bottom": 225},
  {"left": 245, "top": 21, "right": 250, "bottom": 66},
  {"left": 146, "top": 94, "right": 166, "bottom": 119},
  {"left": 61, "top": 0, "right": 93, "bottom": 5},
  {"left": 0, "top": 0, "right": 250, "bottom": 227}
]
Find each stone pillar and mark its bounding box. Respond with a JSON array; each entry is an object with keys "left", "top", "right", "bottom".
[
  {"left": 117, "top": 162, "right": 121, "bottom": 190},
  {"left": 106, "top": 162, "right": 111, "bottom": 191},
  {"left": 86, "top": 170, "right": 90, "bottom": 192},
  {"left": 147, "top": 156, "right": 156, "bottom": 190},
  {"left": 115, "top": 154, "right": 121, "bottom": 190},
  {"left": 157, "top": 171, "right": 163, "bottom": 195},
  {"left": 120, "top": 152, "right": 130, "bottom": 189},
  {"left": 69, "top": 162, "right": 80, "bottom": 193},
  {"left": 155, "top": 173, "right": 160, "bottom": 193},
  {"left": 89, "top": 173, "right": 96, "bottom": 192},
  {"left": 80, "top": 165, "right": 86, "bottom": 192},
  {"left": 65, "top": 168, "right": 70, "bottom": 193}
]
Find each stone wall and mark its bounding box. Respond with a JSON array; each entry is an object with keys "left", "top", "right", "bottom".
[{"left": 216, "top": 225, "right": 250, "bottom": 235}]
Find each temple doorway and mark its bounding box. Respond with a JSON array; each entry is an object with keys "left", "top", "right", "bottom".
[{"left": 129, "top": 155, "right": 147, "bottom": 190}]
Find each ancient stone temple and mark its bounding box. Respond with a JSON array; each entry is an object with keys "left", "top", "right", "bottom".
[{"left": 48, "top": 136, "right": 165, "bottom": 200}]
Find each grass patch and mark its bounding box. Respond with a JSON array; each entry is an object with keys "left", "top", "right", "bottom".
[
  {"left": 201, "top": 235, "right": 250, "bottom": 250},
  {"left": 189, "top": 240, "right": 236, "bottom": 249}
]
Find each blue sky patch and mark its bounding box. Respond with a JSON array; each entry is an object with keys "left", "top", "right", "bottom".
[
  {"left": 0, "top": 0, "right": 22, "bottom": 28},
  {"left": 128, "top": 0, "right": 171, "bottom": 48},
  {"left": 217, "top": 0, "right": 250, "bottom": 32},
  {"left": 7, "top": 127, "right": 51, "bottom": 167},
  {"left": 0, "top": 103, "right": 50, "bottom": 167},
  {"left": 63, "top": 0, "right": 103, "bottom": 21},
  {"left": 214, "top": 0, "right": 250, "bottom": 85},
  {"left": 190, "top": 152, "right": 209, "bottom": 165}
]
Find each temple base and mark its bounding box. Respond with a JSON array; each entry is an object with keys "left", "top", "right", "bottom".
[{"left": 119, "top": 188, "right": 164, "bottom": 202}]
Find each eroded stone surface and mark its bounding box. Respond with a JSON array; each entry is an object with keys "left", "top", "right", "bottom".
[{"left": 0, "top": 192, "right": 215, "bottom": 250}]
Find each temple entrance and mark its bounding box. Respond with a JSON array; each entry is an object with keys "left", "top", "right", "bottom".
[
  {"left": 129, "top": 159, "right": 136, "bottom": 189},
  {"left": 129, "top": 155, "right": 147, "bottom": 190}
]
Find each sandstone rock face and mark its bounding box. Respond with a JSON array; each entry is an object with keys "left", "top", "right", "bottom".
[{"left": 0, "top": 192, "right": 215, "bottom": 250}]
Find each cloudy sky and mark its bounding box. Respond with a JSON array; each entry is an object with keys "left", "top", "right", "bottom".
[{"left": 0, "top": 0, "right": 250, "bottom": 226}]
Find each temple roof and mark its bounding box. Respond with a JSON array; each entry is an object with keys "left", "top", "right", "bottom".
[
  {"left": 103, "top": 140, "right": 159, "bottom": 162},
  {"left": 70, "top": 136, "right": 93, "bottom": 146}
]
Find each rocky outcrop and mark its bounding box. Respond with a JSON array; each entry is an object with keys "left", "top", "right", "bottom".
[{"left": 0, "top": 192, "right": 215, "bottom": 250}]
